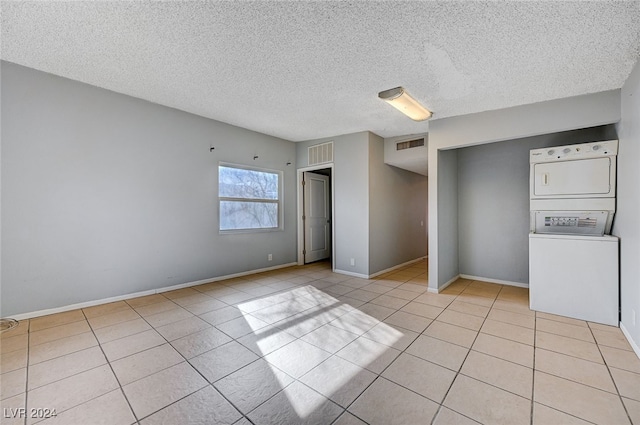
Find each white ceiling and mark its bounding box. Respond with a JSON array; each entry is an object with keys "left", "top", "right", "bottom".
[{"left": 2, "top": 1, "right": 639, "bottom": 142}]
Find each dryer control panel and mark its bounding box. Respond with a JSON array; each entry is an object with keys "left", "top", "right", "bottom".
[{"left": 530, "top": 140, "right": 618, "bottom": 163}]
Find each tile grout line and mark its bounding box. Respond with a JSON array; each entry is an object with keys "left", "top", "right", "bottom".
[
  {"left": 355, "top": 272, "right": 447, "bottom": 423},
  {"left": 125, "top": 272, "right": 339, "bottom": 424},
  {"left": 328, "top": 271, "right": 427, "bottom": 425},
  {"left": 26, "top": 310, "right": 147, "bottom": 424},
  {"left": 231, "top": 284, "right": 357, "bottom": 422},
  {"left": 137, "top": 293, "right": 274, "bottom": 424},
  {"left": 429, "top": 279, "right": 506, "bottom": 425},
  {"left": 535, "top": 322, "right": 608, "bottom": 344},
  {"left": 11, "top": 267, "right": 311, "bottom": 425},
  {"left": 427, "top": 278, "right": 477, "bottom": 425},
  {"left": 14, "top": 262, "right": 479, "bottom": 425},
  {"left": 23, "top": 262, "right": 424, "bottom": 424},
  {"left": 119, "top": 301, "right": 222, "bottom": 424},
  {"left": 229, "top": 271, "right": 360, "bottom": 424},
  {"left": 23, "top": 320, "right": 31, "bottom": 425},
  {"left": 587, "top": 321, "right": 635, "bottom": 425},
  {"left": 81, "top": 308, "right": 142, "bottom": 425},
  {"left": 530, "top": 310, "right": 537, "bottom": 425},
  {"left": 534, "top": 317, "right": 639, "bottom": 382},
  {"left": 95, "top": 301, "right": 244, "bottom": 423},
  {"left": 311, "top": 268, "right": 428, "bottom": 424},
  {"left": 533, "top": 313, "right": 630, "bottom": 423},
  {"left": 21, "top": 262, "right": 635, "bottom": 425},
  {"left": 26, "top": 326, "right": 115, "bottom": 425}
]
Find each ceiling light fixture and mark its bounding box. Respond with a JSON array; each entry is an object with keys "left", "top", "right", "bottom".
[{"left": 378, "top": 87, "right": 432, "bottom": 121}]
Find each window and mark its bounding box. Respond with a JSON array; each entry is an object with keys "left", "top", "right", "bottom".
[{"left": 218, "top": 164, "right": 282, "bottom": 232}]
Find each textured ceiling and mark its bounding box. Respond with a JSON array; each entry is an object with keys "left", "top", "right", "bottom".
[{"left": 2, "top": 1, "right": 639, "bottom": 141}]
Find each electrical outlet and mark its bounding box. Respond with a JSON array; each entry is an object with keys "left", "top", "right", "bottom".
[
  {"left": 268, "top": 254, "right": 272, "bottom": 261},
  {"left": 350, "top": 258, "right": 355, "bottom": 266}
]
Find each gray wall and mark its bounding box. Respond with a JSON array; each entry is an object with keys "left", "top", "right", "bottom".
[
  {"left": 614, "top": 59, "right": 640, "bottom": 351},
  {"left": 368, "top": 133, "right": 427, "bottom": 275},
  {"left": 428, "top": 90, "right": 621, "bottom": 291},
  {"left": 296, "top": 131, "right": 427, "bottom": 277},
  {"left": 383, "top": 133, "right": 428, "bottom": 176},
  {"left": 457, "top": 126, "right": 617, "bottom": 285},
  {"left": 296, "top": 132, "right": 370, "bottom": 275},
  {"left": 437, "top": 149, "right": 459, "bottom": 287},
  {"left": 1, "top": 62, "right": 297, "bottom": 316}
]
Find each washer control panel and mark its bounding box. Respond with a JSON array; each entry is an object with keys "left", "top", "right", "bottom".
[
  {"left": 534, "top": 211, "right": 607, "bottom": 236},
  {"left": 545, "top": 216, "right": 579, "bottom": 227}
]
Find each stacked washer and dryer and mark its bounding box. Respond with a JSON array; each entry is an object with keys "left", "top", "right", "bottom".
[{"left": 529, "top": 140, "right": 619, "bottom": 326}]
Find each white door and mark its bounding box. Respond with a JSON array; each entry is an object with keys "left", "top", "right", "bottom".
[{"left": 303, "top": 171, "right": 331, "bottom": 263}]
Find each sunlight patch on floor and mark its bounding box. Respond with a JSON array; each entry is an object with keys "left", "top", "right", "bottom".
[{"left": 238, "top": 285, "right": 403, "bottom": 419}]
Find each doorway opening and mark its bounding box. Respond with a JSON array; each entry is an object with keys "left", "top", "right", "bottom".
[{"left": 297, "top": 165, "right": 334, "bottom": 268}]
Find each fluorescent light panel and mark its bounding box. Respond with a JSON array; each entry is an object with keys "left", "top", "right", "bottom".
[{"left": 378, "top": 87, "right": 432, "bottom": 121}]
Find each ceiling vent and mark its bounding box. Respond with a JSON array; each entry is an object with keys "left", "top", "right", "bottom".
[
  {"left": 396, "top": 138, "right": 425, "bottom": 151},
  {"left": 308, "top": 141, "right": 334, "bottom": 166}
]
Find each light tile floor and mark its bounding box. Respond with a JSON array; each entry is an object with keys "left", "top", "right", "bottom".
[{"left": 2, "top": 260, "right": 640, "bottom": 425}]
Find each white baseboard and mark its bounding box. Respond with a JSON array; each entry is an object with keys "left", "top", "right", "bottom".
[
  {"left": 333, "top": 269, "right": 370, "bottom": 279},
  {"left": 368, "top": 256, "right": 427, "bottom": 279},
  {"left": 9, "top": 290, "right": 158, "bottom": 321},
  {"left": 335, "top": 256, "right": 427, "bottom": 280},
  {"left": 620, "top": 322, "right": 640, "bottom": 361},
  {"left": 8, "top": 262, "right": 298, "bottom": 321},
  {"left": 428, "top": 274, "right": 461, "bottom": 294},
  {"left": 459, "top": 274, "right": 529, "bottom": 288},
  {"left": 155, "top": 262, "right": 298, "bottom": 293}
]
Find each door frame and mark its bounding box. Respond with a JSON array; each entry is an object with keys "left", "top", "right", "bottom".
[{"left": 296, "top": 164, "right": 335, "bottom": 269}]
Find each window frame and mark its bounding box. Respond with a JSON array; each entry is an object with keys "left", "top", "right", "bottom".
[{"left": 218, "top": 162, "right": 283, "bottom": 234}]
